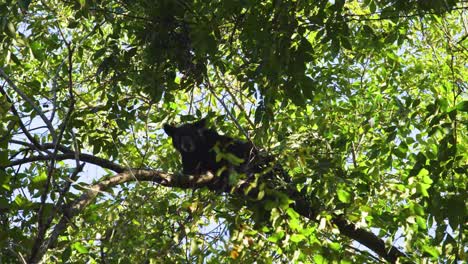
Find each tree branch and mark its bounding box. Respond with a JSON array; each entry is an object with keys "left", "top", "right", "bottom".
[{"left": 332, "top": 216, "right": 403, "bottom": 263}]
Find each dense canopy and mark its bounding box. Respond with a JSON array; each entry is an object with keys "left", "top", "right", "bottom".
[{"left": 0, "top": 0, "right": 466, "bottom": 263}]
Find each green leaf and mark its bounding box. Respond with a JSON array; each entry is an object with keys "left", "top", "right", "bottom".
[
  {"left": 257, "top": 189, "right": 265, "bottom": 200},
  {"left": 30, "top": 42, "right": 45, "bottom": 61},
  {"left": 337, "top": 189, "right": 351, "bottom": 203},
  {"left": 387, "top": 130, "right": 397, "bottom": 141},
  {"left": 447, "top": 196, "right": 465, "bottom": 230},
  {"left": 393, "top": 147, "right": 406, "bottom": 158},
  {"left": 416, "top": 168, "right": 430, "bottom": 182},
  {"left": 288, "top": 218, "right": 302, "bottom": 231},
  {"left": 0, "top": 150, "right": 8, "bottom": 166},
  {"left": 286, "top": 208, "right": 300, "bottom": 219},
  {"left": 5, "top": 21, "right": 16, "bottom": 37},
  {"left": 290, "top": 234, "right": 306, "bottom": 243},
  {"left": 132, "top": 219, "right": 141, "bottom": 226},
  {"left": 0, "top": 170, "right": 10, "bottom": 191},
  {"left": 224, "top": 153, "right": 244, "bottom": 165},
  {"left": 416, "top": 216, "right": 427, "bottom": 230},
  {"left": 92, "top": 142, "right": 102, "bottom": 155},
  {"left": 330, "top": 38, "right": 340, "bottom": 58},
  {"left": 68, "top": 20, "right": 79, "bottom": 28},
  {"left": 93, "top": 48, "right": 107, "bottom": 60},
  {"left": 410, "top": 203, "right": 425, "bottom": 216},
  {"left": 369, "top": 1, "right": 376, "bottom": 13},
  {"left": 14, "top": 195, "right": 29, "bottom": 208},
  {"left": 62, "top": 246, "right": 71, "bottom": 262},
  {"left": 455, "top": 101, "right": 468, "bottom": 112},
  {"left": 313, "top": 255, "right": 327, "bottom": 264},
  {"left": 26, "top": 80, "right": 42, "bottom": 90},
  {"left": 416, "top": 183, "right": 431, "bottom": 197},
  {"left": 31, "top": 172, "right": 48, "bottom": 189},
  {"left": 422, "top": 244, "right": 439, "bottom": 258},
  {"left": 340, "top": 37, "right": 352, "bottom": 50},
  {"left": 268, "top": 231, "right": 284, "bottom": 243},
  {"left": 73, "top": 242, "right": 88, "bottom": 253},
  {"left": 0, "top": 197, "right": 9, "bottom": 209},
  {"left": 329, "top": 242, "right": 341, "bottom": 251}
]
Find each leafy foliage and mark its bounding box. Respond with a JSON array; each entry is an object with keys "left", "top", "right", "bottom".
[{"left": 0, "top": 0, "right": 466, "bottom": 263}]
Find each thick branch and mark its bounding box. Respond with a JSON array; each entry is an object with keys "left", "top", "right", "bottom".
[
  {"left": 290, "top": 192, "right": 404, "bottom": 263},
  {"left": 332, "top": 216, "right": 404, "bottom": 263}
]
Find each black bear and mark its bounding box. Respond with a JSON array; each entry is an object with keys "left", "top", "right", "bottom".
[{"left": 163, "top": 118, "right": 257, "bottom": 183}]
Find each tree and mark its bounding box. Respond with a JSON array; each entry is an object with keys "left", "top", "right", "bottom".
[{"left": 0, "top": 0, "right": 466, "bottom": 263}]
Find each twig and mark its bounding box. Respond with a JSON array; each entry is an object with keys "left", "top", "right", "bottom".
[
  {"left": 138, "top": 102, "right": 153, "bottom": 168},
  {"left": 351, "top": 141, "right": 358, "bottom": 168},
  {"left": 9, "top": 139, "right": 72, "bottom": 154},
  {"left": 214, "top": 67, "right": 256, "bottom": 130},
  {"left": 0, "top": 68, "right": 57, "bottom": 141},
  {"left": 0, "top": 82, "right": 50, "bottom": 154},
  {"left": 345, "top": 244, "right": 384, "bottom": 263},
  {"left": 204, "top": 78, "right": 254, "bottom": 146}
]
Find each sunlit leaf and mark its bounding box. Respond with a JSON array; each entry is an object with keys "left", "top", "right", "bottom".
[
  {"left": 416, "top": 216, "right": 427, "bottom": 230},
  {"left": 422, "top": 245, "right": 439, "bottom": 258},
  {"left": 290, "top": 234, "right": 306, "bottom": 243},
  {"left": 456, "top": 101, "right": 468, "bottom": 112},
  {"left": 337, "top": 189, "right": 351, "bottom": 203},
  {"left": 73, "top": 242, "right": 88, "bottom": 254},
  {"left": 268, "top": 231, "right": 285, "bottom": 243}
]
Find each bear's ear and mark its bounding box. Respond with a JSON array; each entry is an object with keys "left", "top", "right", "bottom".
[
  {"left": 163, "top": 124, "right": 176, "bottom": 136},
  {"left": 193, "top": 118, "right": 207, "bottom": 129}
]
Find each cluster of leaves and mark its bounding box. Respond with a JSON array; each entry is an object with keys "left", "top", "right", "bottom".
[{"left": 0, "top": 0, "right": 466, "bottom": 263}]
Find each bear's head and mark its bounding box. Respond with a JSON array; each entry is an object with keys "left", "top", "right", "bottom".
[{"left": 163, "top": 118, "right": 208, "bottom": 154}]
